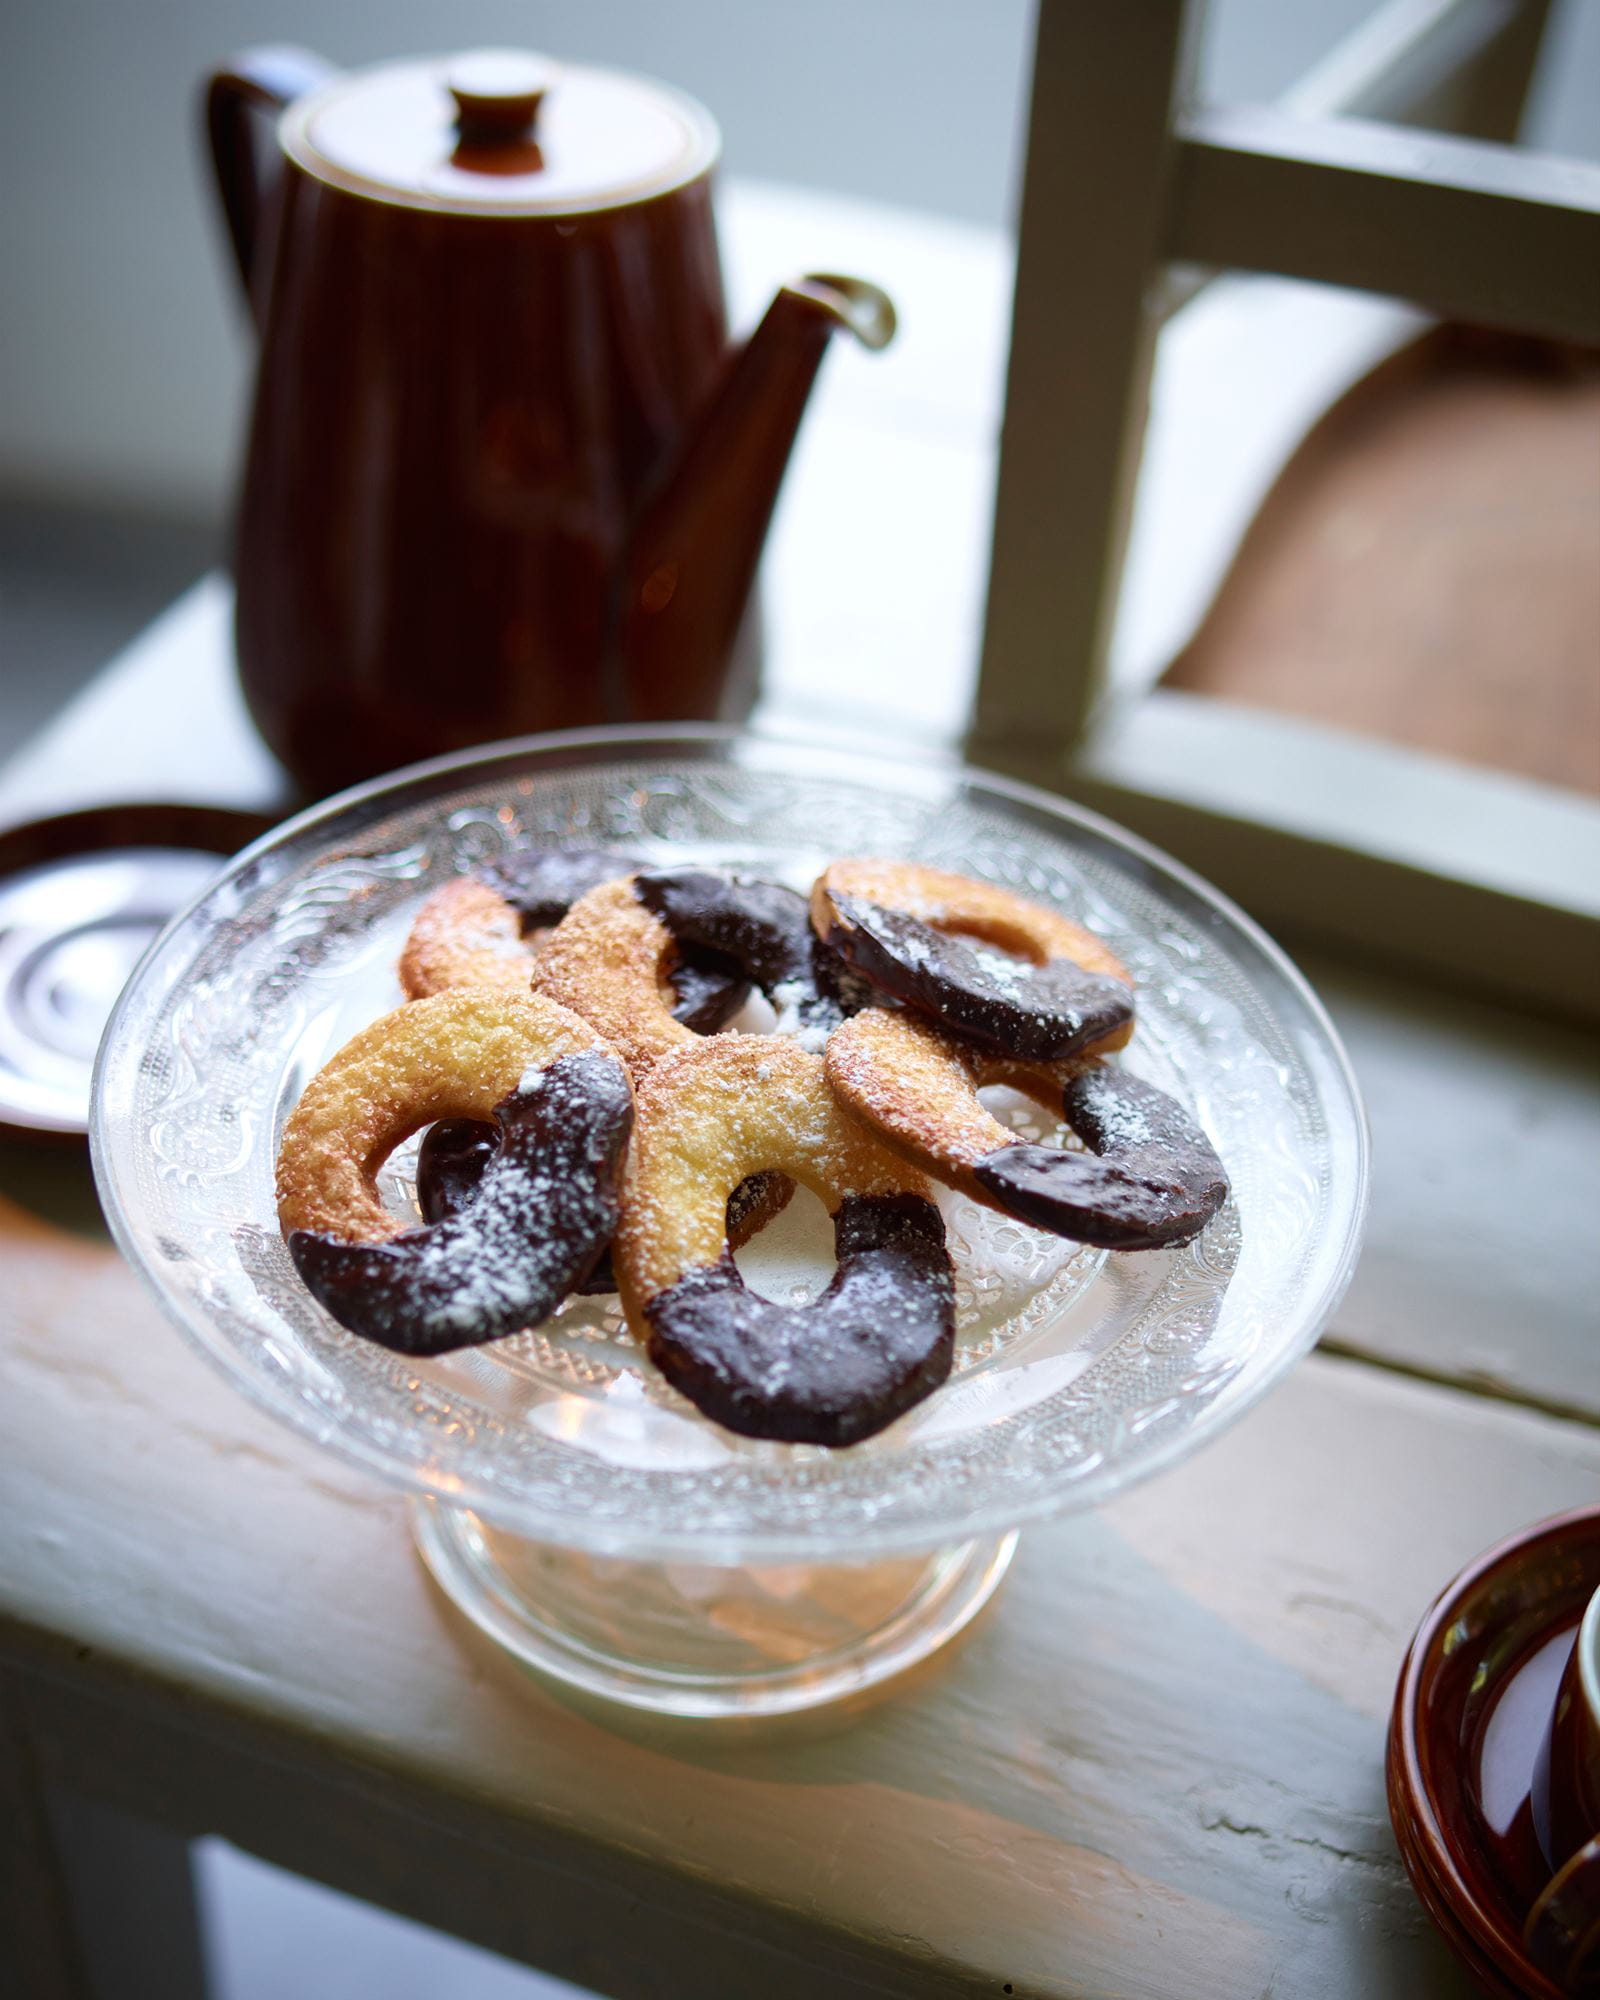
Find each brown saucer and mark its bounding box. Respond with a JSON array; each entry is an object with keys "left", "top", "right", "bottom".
[
  {"left": 1389, "top": 1507, "right": 1600, "bottom": 1999},
  {"left": 0, "top": 803, "right": 274, "bottom": 1139}
]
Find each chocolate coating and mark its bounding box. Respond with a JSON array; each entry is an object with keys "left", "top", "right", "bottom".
[
  {"left": 416, "top": 1117, "right": 498, "bottom": 1225},
  {"left": 478, "top": 846, "right": 748, "bottom": 1031},
  {"left": 823, "top": 891, "right": 1133, "bottom": 1061},
  {"left": 478, "top": 846, "right": 643, "bottom": 928},
  {"left": 666, "top": 957, "right": 751, "bottom": 1035},
  {"left": 290, "top": 1049, "right": 632, "bottom": 1354},
  {"left": 417, "top": 1120, "right": 787, "bottom": 1297},
  {"left": 642, "top": 1192, "right": 955, "bottom": 1445},
  {"left": 634, "top": 868, "right": 862, "bottom": 1041},
  {"left": 973, "top": 1066, "right": 1228, "bottom": 1249}
]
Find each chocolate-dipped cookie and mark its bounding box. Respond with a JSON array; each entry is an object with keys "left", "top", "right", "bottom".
[
  {"left": 291, "top": 1053, "right": 632, "bottom": 1353},
  {"left": 826, "top": 1006, "right": 1227, "bottom": 1250},
  {"left": 276, "top": 989, "right": 633, "bottom": 1353},
  {"left": 615, "top": 1036, "right": 955, "bottom": 1445},
  {"left": 812, "top": 859, "right": 1134, "bottom": 1061}
]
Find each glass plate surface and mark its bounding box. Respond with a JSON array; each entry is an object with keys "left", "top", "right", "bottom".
[{"left": 91, "top": 728, "right": 1367, "bottom": 1563}]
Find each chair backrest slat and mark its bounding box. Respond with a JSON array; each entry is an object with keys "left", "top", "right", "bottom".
[{"left": 1171, "top": 106, "right": 1600, "bottom": 344}]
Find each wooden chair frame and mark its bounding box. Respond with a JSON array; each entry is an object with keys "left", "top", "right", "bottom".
[{"left": 972, "top": 0, "right": 1600, "bottom": 1017}]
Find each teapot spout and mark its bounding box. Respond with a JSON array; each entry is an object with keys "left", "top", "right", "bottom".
[{"left": 615, "top": 275, "right": 895, "bottom": 723}]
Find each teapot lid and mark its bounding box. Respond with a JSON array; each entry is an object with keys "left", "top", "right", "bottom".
[{"left": 281, "top": 49, "right": 720, "bottom": 214}]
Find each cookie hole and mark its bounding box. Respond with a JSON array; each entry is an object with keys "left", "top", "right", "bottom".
[
  {"left": 725, "top": 987, "right": 777, "bottom": 1035},
  {"left": 942, "top": 926, "right": 1043, "bottom": 970},
  {"left": 977, "top": 1083, "right": 1055, "bottom": 1147},
  {"left": 375, "top": 1129, "right": 426, "bottom": 1223},
  {"left": 732, "top": 1182, "right": 834, "bottom": 1304}
]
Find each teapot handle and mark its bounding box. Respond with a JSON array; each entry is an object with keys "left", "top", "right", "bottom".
[{"left": 204, "top": 46, "right": 337, "bottom": 324}]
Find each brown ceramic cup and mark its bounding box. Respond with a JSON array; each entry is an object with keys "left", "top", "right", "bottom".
[
  {"left": 1389, "top": 1508, "right": 1600, "bottom": 2000},
  {"left": 1522, "top": 1835, "right": 1600, "bottom": 1994},
  {"left": 1534, "top": 1586, "right": 1600, "bottom": 1875}
]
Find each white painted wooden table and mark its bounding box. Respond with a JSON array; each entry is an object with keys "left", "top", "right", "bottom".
[{"left": 2, "top": 181, "right": 1598, "bottom": 2000}]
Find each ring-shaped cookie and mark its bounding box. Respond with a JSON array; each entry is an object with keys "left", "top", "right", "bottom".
[
  {"left": 615, "top": 1036, "right": 955, "bottom": 1446},
  {"left": 532, "top": 869, "right": 855, "bottom": 1078},
  {"left": 812, "top": 859, "right": 1134, "bottom": 1061},
  {"left": 826, "top": 1008, "right": 1228, "bottom": 1250},
  {"left": 277, "top": 988, "right": 632, "bottom": 1354},
  {"left": 399, "top": 847, "right": 748, "bottom": 1033}
]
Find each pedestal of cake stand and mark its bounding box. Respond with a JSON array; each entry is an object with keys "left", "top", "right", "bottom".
[{"left": 411, "top": 1499, "right": 1018, "bottom": 1718}]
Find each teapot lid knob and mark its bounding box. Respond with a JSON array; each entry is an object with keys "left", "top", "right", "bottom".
[{"left": 447, "top": 49, "right": 557, "bottom": 141}]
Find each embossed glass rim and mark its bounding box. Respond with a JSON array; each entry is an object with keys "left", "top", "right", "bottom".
[{"left": 91, "top": 725, "right": 1369, "bottom": 1562}]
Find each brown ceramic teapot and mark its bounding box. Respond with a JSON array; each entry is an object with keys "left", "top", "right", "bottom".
[{"left": 204, "top": 46, "right": 894, "bottom": 796}]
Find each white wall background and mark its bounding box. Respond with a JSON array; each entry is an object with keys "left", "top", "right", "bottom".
[{"left": 2, "top": 0, "right": 1596, "bottom": 514}]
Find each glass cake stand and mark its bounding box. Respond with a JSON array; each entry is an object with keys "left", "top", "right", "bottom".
[{"left": 91, "top": 728, "right": 1368, "bottom": 1716}]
